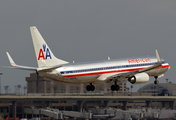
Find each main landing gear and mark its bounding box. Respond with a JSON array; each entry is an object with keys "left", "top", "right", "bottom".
[
  {"left": 86, "top": 83, "right": 95, "bottom": 91},
  {"left": 86, "top": 82, "right": 120, "bottom": 91},
  {"left": 154, "top": 76, "right": 159, "bottom": 84},
  {"left": 111, "top": 81, "right": 120, "bottom": 91}
]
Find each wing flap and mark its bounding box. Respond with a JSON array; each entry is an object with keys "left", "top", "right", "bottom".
[{"left": 97, "top": 73, "right": 118, "bottom": 81}]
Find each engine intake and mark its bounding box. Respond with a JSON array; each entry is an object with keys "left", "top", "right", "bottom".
[{"left": 128, "top": 72, "right": 149, "bottom": 84}]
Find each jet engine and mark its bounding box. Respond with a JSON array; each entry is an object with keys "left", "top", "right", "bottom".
[{"left": 128, "top": 72, "right": 149, "bottom": 84}]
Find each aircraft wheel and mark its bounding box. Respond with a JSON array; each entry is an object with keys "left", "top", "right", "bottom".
[
  {"left": 86, "top": 85, "right": 91, "bottom": 91},
  {"left": 154, "top": 80, "right": 159, "bottom": 84},
  {"left": 111, "top": 85, "right": 120, "bottom": 91},
  {"left": 116, "top": 85, "right": 120, "bottom": 91},
  {"left": 91, "top": 85, "right": 95, "bottom": 91},
  {"left": 111, "top": 85, "right": 115, "bottom": 91},
  {"left": 111, "top": 85, "right": 117, "bottom": 91},
  {"left": 86, "top": 84, "right": 95, "bottom": 91}
]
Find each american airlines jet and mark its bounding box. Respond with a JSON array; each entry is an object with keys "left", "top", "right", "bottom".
[{"left": 5, "top": 26, "right": 170, "bottom": 91}]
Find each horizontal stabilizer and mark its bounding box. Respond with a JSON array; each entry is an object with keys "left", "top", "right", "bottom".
[
  {"left": 4, "top": 52, "right": 63, "bottom": 72},
  {"left": 37, "top": 65, "right": 62, "bottom": 72}
]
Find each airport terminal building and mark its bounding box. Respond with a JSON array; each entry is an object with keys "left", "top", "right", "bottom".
[
  {"left": 0, "top": 73, "right": 175, "bottom": 118},
  {"left": 138, "top": 82, "right": 176, "bottom": 96}
]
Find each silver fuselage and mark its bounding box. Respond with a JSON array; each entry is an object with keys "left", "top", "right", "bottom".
[{"left": 39, "top": 56, "right": 170, "bottom": 84}]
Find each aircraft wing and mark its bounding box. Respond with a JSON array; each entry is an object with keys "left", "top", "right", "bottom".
[
  {"left": 2, "top": 52, "right": 37, "bottom": 71},
  {"left": 97, "top": 50, "right": 162, "bottom": 82},
  {"left": 107, "top": 62, "right": 162, "bottom": 82}
]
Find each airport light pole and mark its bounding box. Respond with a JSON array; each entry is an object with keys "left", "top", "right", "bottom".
[
  {"left": 4, "top": 86, "right": 9, "bottom": 94},
  {"left": 24, "top": 86, "right": 27, "bottom": 95},
  {"left": 15, "top": 85, "right": 17, "bottom": 95},
  {"left": 18, "top": 85, "right": 21, "bottom": 95},
  {"left": 126, "top": 87, "right": 129, "bottom": 96},
  {"left": 131, "top": 85, "right": 133, "bottom": 96},
  {"left": 9, "top": 88, "right": 11, "bottom": 95},
  {"left": 0, "top": 73, "right": 3, "bottom": 95}
]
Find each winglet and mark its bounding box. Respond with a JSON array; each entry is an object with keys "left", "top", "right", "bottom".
[
  {"left": 6, "top": 52, "right": 16, "bottom": 67},
  {"left": 4, "top": 52, "right": 37, "bottom": 71},
  {"left": 155, "top": 50, "right": 161, "bottom": 63}
]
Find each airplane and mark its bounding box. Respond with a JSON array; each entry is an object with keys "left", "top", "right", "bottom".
[{"left": 4, "top": 26, "right": 170, "bottom": 91}]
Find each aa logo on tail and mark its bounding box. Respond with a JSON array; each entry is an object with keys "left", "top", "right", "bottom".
[{"left": 38, "top": 44, "right": 52, "bottom": 60}]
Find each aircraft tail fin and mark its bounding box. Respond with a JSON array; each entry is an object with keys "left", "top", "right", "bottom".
[{"left": 30, "top": 26, "right": 69, "bottom": 68}]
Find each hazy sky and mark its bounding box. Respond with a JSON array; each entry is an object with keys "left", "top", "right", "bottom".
[{"left": 0, "top": 0, "right": 176, "bottom": 93}]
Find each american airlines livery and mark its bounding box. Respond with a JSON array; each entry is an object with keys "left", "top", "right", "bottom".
[{"left": 4, "top": 26, "right": 170, "bottom": 91}]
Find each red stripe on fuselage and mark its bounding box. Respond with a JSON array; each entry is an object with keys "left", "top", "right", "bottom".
[
  {"left": 157, "top": 64, "right": 170, "bottom": 69},
  {"left": 62, "top": 64, "right": 170, "bottom": 78}
]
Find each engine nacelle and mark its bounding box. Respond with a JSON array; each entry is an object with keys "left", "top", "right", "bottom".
[{"left": 128, "top": 72, "right": 149, "bottom": 84}]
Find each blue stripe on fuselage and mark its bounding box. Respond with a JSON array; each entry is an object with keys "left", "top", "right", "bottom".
[{"left": 60, "top": 61, "right": 164, "bottom": 75}]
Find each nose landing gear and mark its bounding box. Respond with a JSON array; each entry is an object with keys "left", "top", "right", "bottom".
[{"left": 154, "top": 76, "right": 159, "bottom": 84}]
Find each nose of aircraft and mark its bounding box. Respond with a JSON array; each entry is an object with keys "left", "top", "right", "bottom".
[
  {"left": 161, "top": 63, "right": 170, "bottom": 73},
  {"left": 166, "top": 63, "right": 170, "bottom": 70}
]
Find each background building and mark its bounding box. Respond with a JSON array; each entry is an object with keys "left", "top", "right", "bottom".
[
  {"left": 26, "top": 73, "right": 127, "bottom": 93},
  {"left": 1, "top": 73, "right": 175, "bottom": 119},
  {"left": 137, "top": 82, "right": 176, "bottom": 96}
]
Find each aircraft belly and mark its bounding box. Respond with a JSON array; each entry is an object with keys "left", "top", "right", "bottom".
[
  {"left": 146, "top": 68, "right": 168, "bottom": 77},
  {"left": 157, "top": 68, "right": 169, "bottom": 75},
  {"left": 42, "top": 73, "right": 98, "bottom": 84},
  {"left": 41, "top": 72, "right": 64, "bottom": 82},
  {"left": 63, "top": 76, "right": 98, "bottom": 84}
]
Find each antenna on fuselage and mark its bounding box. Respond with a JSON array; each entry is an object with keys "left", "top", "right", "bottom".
[{"left": 108, "top": 57, "right": 110, "bottom": 60}]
